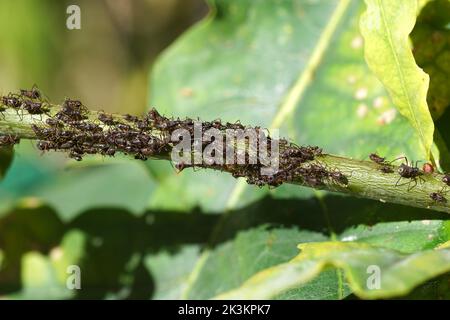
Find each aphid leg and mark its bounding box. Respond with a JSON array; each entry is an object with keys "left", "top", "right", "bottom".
[{"left": 389, "top": 156, "right": 408, "bottom": 165}]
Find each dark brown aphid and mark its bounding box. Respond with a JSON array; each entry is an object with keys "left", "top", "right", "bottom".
[
  {"left": 369, "top": 153, "right": 385, "bottom": 164},
  {"left": 2, "top": 96, "right": 21, "bottom": 108},
  {"left": 422, "top": 163, "right": 434, "bottom": 174},
  {"left": 0, "top": 134, "right": 20, "bottom": 146},
  {"left": 37, "top": 141, "right": 54, "bottom": 151},
  {"left": 380, "top": 165, "right": 394, "bottom": 173},
  {"left": 57, "top": 99, "right": 88, "bottom": 122},
  {"left": 46, "top": 118, "right": 63, "bottom": 128},
  {"left": 123, "top": 114, "right": 139, "bottom": 123},
  {"left": 20, "top": 86, "right": 41, "bottom": 99},
  {"left": 63, "top": 99, "right": 83, "bottom": 111},
  {"left": 370, "top": 153, "right": 394, "bottom": 173},
  {"left": 69, "top": 150, "right": 83, "bottom": 161},
  {"left": 398, "top": 162, "right": 421, "bottom": 179},
  {"left": 329, "top": 170, "right": 348, "bottom": 186},
  {"left": 22, "top": 100, "right": 48, "bottom": 115},
  {"left": 394, "top": 157, "right": 423, "bottom": 190},
  {"left": 98, "top": 113, "right": 116, "bottom": 125},
  {"left": 430, "top": 191, "right": 447, "bottom": 203}
]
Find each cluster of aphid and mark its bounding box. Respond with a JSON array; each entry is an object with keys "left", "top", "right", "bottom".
[
  {"left": 0, "top": 86, "right": 51, "bottom": 147},
  {"left": 32, "top": 103, "right": 171, "bottom": 162},
  {"left": 0, "top": 87, "right": 350, "bottom": 189},
  {"left": 369, "top": 152, "right": 450, "bottom": 204},
  {"left": 239, "top": 144, "right": 348, "bottom": 188},
  {"left": 1, "top": 86, "right": 49, "bottom": 117}
]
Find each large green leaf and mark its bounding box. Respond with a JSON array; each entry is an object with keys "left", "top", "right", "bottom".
[
  {"left": 215, "top": 242, "right": 450, "bottom": 300},
  {"left": 179, "top": 197, "right": 450, "bottom": 299},
  {"left": 145, "top": 0, "right": 450, "bottom": 299},
  {"left": 360, "top": 0, "right": 435, "bottom": 159},
  {"left": 149, "top": 0, "right": 423, "bottom": 213}
]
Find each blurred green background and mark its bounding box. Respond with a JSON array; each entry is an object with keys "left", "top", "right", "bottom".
[{"left": 0, "top": 0, "right": 208, "bottom": 299}]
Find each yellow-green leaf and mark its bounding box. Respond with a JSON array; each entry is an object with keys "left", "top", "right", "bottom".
[
  {"left": 215, "top": 241, "right": 450, "bottom": 300},
  {"left": 360, "top": 0, "right": 434, "bottom": 159}
]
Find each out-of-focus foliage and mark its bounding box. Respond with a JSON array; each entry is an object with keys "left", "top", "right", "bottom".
[
  {"left": 412, "top": 0, "right": 450, "bottom": 120},
  {"left": 360, "top": 0, "right": 435, "bottom": 160},
  {"left": 0, "top": 0, "right": 449, "bottom": 300}
]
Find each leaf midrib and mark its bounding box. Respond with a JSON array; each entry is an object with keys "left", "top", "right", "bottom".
[{"left": 226, "top": 0, "right": 352, "bottom": 210}]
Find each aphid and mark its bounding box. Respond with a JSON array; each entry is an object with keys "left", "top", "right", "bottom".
[
  {"left": 380, "top": 165, "right": 394, "bottom": 173},
  {"left": 2, "top": 96, "right": 21, "bottom": 108},
  {"left": 422, "top": 163, "right": 434, "bottom": 174},
  {"left": 98, "top": 113, "right": 116, "bottom": 125},
  {"left": 329, "top": 170, "right": 348, "bottom": 186},
  {"left": 442, "top": 174, "right": 450, "bottom": 186},
  {"left": 46, "top": 118, "right": 63, "bottom": 128},
  {"left": 394, "top": 157, "right": 423, "bottom": 190},
  {"left": 369, "top": 153, "right": 385, "bottom": 164},
  {"left": 69, "top": 150, "right": 83, "bottom": 161},
  {"left": 116, "top": 123, "right": 131, "bottom": 131},
  {"left": 22, "top": 100, "right": 48, "bottom": 115},
  {"left": 430, "top": 190, "right": 447, "bottom": 203},
  {"left": 123, "top": 114, "right": 139, "bottom": 123},
  {"left": 0, "top": 134, "right": 20, "bottom": 146},
  {"left": 63, "top": 99, "right": 83, "bottom": 111},
  {"left": 226, "top": 121, "right": 245, "bottom": 130},
  {"left": 36, "top": 141, "right": 53, "bottom": 151},
  {"left": 20, "top": 85, "right": 41, "bottom": 99}
]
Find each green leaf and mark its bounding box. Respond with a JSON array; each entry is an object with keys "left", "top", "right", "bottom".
[
  {"left": 214, "top": 242, "right": 450, "bottom": 300},
  {"left": 144, "top": 245, "right": 202, "bottom": 300},
  {"left": 182, "top": 226, "right": 337, "bottom": 299},
  {"left": 146, "top": 0, "right": 450, "bottom": 299},
  {"left": 181, "top": 197, "right": 450, "bottom": 299},
  {"left": 360, "top": 0, "right": 435, "bottom": 159},
  {"left": 149, "top": 0, "right": 424, "bottom": 212}
]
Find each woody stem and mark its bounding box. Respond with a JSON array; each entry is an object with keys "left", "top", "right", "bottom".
[{"left": 1, "top": 103, "right": 449, "bottom": 214}]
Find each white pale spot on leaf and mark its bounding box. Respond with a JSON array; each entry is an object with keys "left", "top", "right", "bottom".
[
  {"left": 373, "top": 96, "right": 385, "bottom": 109},
  {"left": 351, "top": 35, "right": 363, "bottom": 49},
  {"left": 355, "top": 87, "right": 368, "bottom": 100},
  {"left": 377, "top": 109, "right": 397, "bottom": 125},
  {"left": 357, "top": 103, "right": 369, "bottom": 118}
]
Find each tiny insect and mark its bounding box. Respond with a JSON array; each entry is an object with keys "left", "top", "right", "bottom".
[
  {"left": 20, "top": 85, "right": 41, "bottom": 99},
  {"left": 380, "top": 165, "right": 394, "bottom": 173},
  {"left": 394, "top": 157, "right": 424, "bottom": 190},
  {"left": 422, "top": 163, "right": 434, "bottom": 174},
  {"left": 369, "top": 153, "right": 385, "bottom": 164},
  {"left": 22, "top": 100, "right": 48, "bottom": 115},
  {"left": 0, "top": 134, "right": 20, "bottom": 146},
  {"left": 430, "top": 190, "right": 447, "bottom": 203},
  {"left": 37, "top": 141, "right": 54, "bottom": 152},
  {"left": 46, "top": 118, "right": 63, "bottom": 128},
  {"left": 98, "top": 113, "right": 116, "bottom": 125},
  {"left": 329, "top": 170, "right": 348, "bottom": 186},
  {"left": 2, "top": 96, "right": 21, "bottom": 108},
  {"left": 123, "top": 114, "right": 140, "bottom": 123}
]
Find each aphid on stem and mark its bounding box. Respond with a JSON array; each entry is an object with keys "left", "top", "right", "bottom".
[
  {"left": 20, "top": 85, "right": 41, "bottom": 100},
  {"left": 430, "top": 187, "right": 447, "bottom": 204},
  {"left": 392, "top": 157, "right": 424, "bottom": 191}
]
